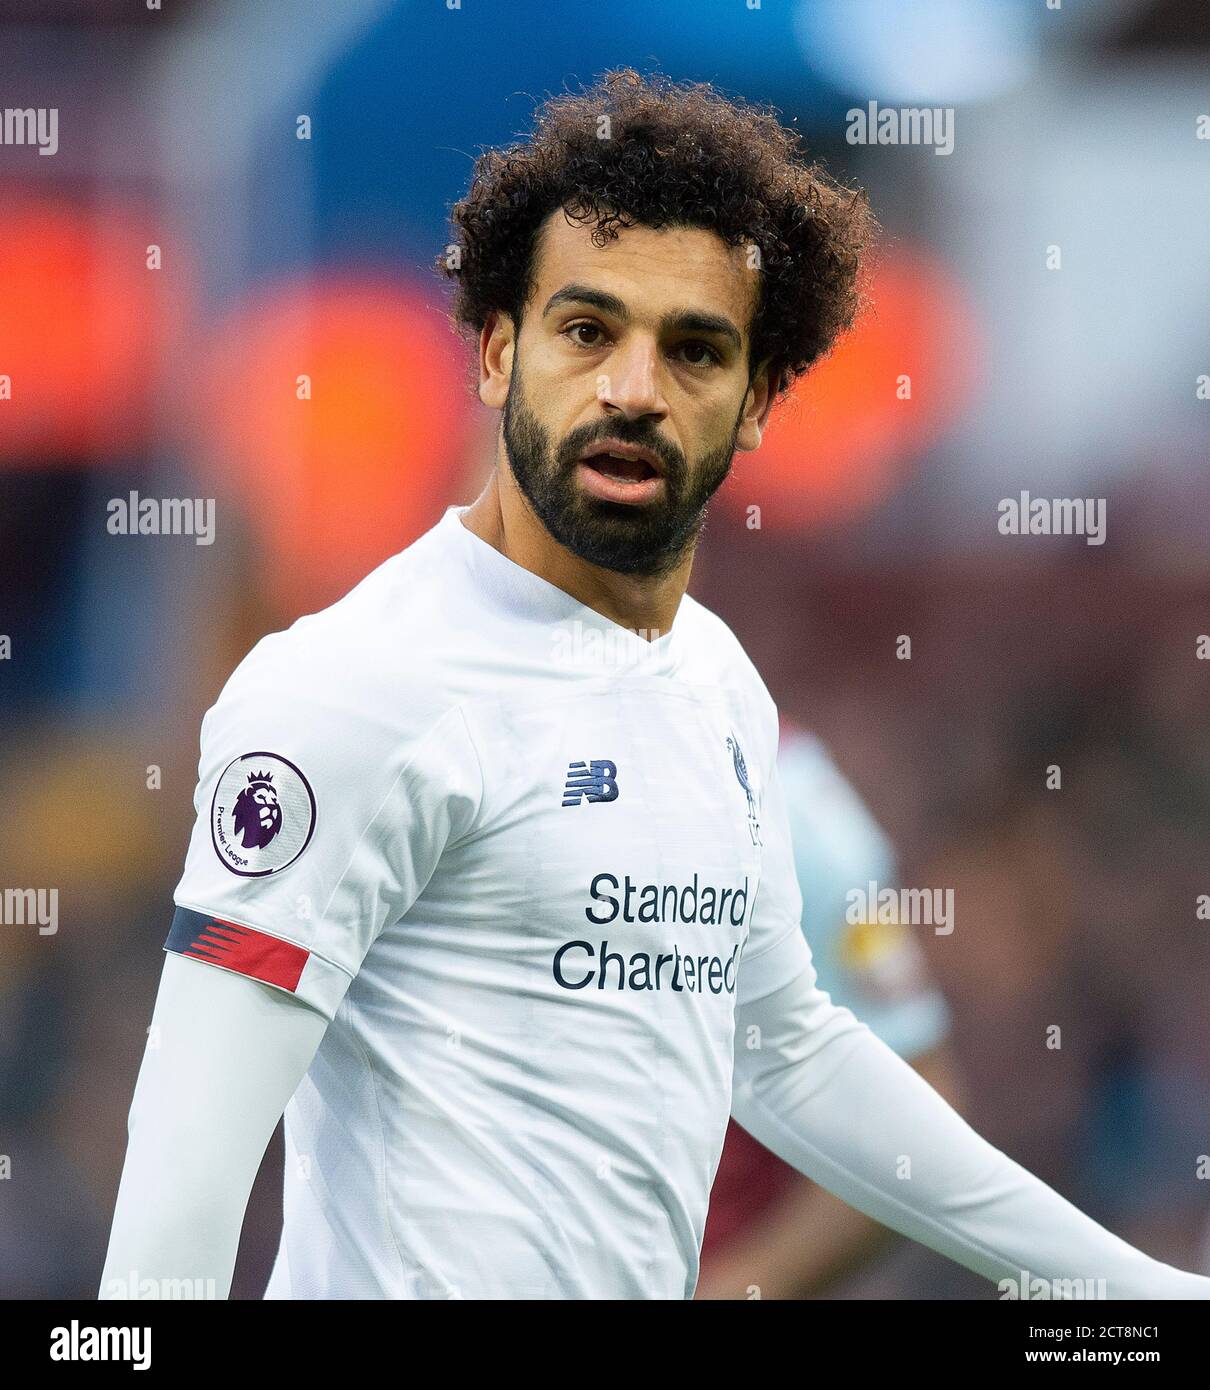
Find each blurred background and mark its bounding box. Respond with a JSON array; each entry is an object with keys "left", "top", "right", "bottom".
[{"left": 1, "top": 0, "right": 1208, "bottom": 1299}]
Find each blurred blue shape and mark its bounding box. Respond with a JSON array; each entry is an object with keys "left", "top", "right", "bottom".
[
  {"left": 795, "top": 0, "right": 1041, "bottom": 104},
  {"left": 287, "top": 0, "right": 838, "bottom": 274}
]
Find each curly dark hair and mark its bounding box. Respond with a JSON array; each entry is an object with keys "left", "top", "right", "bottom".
[{"left": 438, "top": 68, "right": 878, "bottom": 399}]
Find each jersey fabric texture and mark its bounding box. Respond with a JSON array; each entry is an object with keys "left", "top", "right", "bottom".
[
  {"left": 169, "top": 504, "right": 814, "bottom": 1299},
  {"left": 702, "top": 726, "right": 950, "bottom": 1259}
]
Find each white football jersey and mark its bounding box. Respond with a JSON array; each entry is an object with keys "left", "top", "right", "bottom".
[{"left": 169, "top": 504, "right": 813, "bottom": 1299}]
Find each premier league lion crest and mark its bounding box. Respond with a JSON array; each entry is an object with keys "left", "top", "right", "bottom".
[
  {"left": 234, "top": 770, "right": 283, "bottom": 849},
  {"left": 211, "top": 752, "right": 315, "bottom": 877}
]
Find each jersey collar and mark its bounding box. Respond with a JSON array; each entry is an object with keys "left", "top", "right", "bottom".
[{"left": 442, "top": 505, "right": 683, "bottom": 677}]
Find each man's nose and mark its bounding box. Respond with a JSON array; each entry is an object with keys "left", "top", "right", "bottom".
[{"left": 597, "top": 337, "right": 668, "bottom": 421}]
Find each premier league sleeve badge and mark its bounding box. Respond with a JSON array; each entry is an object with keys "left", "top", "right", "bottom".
[{"left": 210, "top": 751, "right": 317, "bottom": 877}]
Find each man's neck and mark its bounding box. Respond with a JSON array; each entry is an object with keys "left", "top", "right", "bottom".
[{"left": 460, "top": 467, "right": 691, "bottom": 642}]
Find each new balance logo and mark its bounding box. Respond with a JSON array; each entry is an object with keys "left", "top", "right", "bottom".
[{"left": 562, "top": 759, "right": 619, "bottom": 807}]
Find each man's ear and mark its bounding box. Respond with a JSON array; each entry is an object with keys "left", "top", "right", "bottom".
[
  {"left": 735, "top": 359, "right": 779, "bottom": 453},
  {"left": 479, "top": 311, "right": 516, "bottom": 410}
]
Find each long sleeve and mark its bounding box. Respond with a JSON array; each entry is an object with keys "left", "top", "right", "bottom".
[
  {"left": 99, "top": 952, "right": 328, "bottom": 1299},
  {"left": 730, "top": 965, "right": 1210, "bottom": 1298}
]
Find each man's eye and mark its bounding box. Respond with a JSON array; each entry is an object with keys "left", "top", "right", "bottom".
[
  {"left": 675, "top": 341, "right": 720, "bottom": 367},
  {"left": 563, "top": 322, "right": 606, "bottom": 348}
]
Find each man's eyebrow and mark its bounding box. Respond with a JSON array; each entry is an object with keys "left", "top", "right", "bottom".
[
  {"left": 543, "top": 284, "right": 744, "bottom": 354},
  {"left": 660, "top": 309, "right": 742, "bottom": 355},
  {"left": 543, "top": 284, "right": 628, "bottom": 319}
]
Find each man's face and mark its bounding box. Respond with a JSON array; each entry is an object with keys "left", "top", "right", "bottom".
[{"left": 495, "top": 213, "right": 768, "bottom": 577}]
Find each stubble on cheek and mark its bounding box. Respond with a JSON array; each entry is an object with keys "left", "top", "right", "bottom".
[{"left": 502, "top": 363, "right": 741, "bottom": 576}]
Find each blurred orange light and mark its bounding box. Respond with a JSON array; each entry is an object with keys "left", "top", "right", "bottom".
[
  {"left": 722, "top": 244, "right": 981, "bottom": 527},
  {"left": 0, "top": 191, "right": 185, "bottom": 462},
  {"left": 199, "top": 276, "right": 470, "bottom": 612}
]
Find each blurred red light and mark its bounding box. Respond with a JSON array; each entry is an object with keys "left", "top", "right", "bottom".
[
  {"left": 198, "top": 276, "right": 470, "bottom": 611},
  {"left": 0, "top": 191, "right": 187, "bottom": 462},
  {"left": 722, "top": 244, "right": 981, "bottom": 527}
]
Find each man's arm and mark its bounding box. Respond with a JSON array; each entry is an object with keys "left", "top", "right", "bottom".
[
  {"left": 697, "top": 1044, "right": 964, "bottom": 1300},
  {"left": 701, "top": 725, "right": 970, "bottom": 1299},
  {"left": 99, "top": 952, "right": 328, "bottom": 1300},
  {"left": 730, "top": 965, "right": 1210, "bottom": 1299}
]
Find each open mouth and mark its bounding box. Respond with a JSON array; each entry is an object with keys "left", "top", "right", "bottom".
[
  {"left": 582, "top": 452, "right": 660, "bottom": 484},
  {"left": 575, "top": 440, "right": 666, "bottom": 506}
]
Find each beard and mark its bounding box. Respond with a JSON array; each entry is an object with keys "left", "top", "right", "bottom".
[{"left": 501, "top": 356, "right": 742, "bottom": 578}]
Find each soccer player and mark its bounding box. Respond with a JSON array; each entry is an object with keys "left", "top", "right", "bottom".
[
  {"left": 698, "top": 722, "right": 962, "bottom": 1298},
  {"left": 101, "top": 69, "right": 1209, "bottom": 1300}
]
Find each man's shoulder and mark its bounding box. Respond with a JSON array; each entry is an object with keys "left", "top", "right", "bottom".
[
  {"left": 207, "top": 515, "right": 473, "bottom": 743},
  {"left": 678, "top": 593, "right": 776, "bottom": 715}
]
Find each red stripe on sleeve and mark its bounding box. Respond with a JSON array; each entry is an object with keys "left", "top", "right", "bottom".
[{"left": 182, "top": 916, "right": 309, "bottom": 993}]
